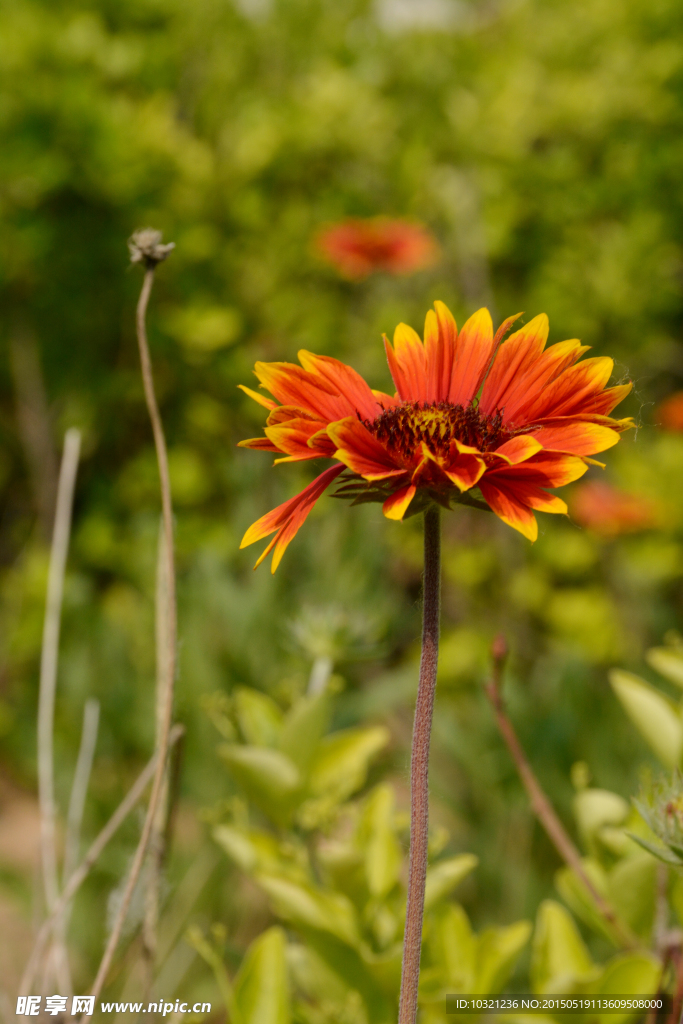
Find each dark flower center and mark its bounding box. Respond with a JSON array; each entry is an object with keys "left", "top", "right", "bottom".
[{"left": 365, "top": 401, "right": 518, "bottom": 462}]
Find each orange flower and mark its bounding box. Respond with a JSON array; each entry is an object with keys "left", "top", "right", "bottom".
[
  {"left": 239, "top": 304, "right": 633, "bottom": 570},
  {"left": 657, "top": 391, "right": 683, "bottom": 431},
  {"left": 571, "top": 481, "right": 658, "bottom": 536},
  {"left": 316, "top": 218, "right": 438, "bottom": 279}
]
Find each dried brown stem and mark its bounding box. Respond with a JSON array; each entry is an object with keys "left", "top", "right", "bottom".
[
  {"left": 398, "top": 505, "right": 441, "bottom": 1024},
  {"left": 89, "top": 261, "right": 177, "bottom": 1004},
  {"left": 19, "top": 725, "right": 184, "bottom": 998},
  {"left": 38, "top": 428, "right": 81, "bottom": 993},
  {"left": 484, "top": 639, "right": 637, "bottom": 950}
]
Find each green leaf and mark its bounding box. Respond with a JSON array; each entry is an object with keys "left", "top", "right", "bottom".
[
  {"left": 572, "top": 789, "right": 629, "bottom": 847},
  {"left": 357, "top": 783, "right": 402, "bottom": 898},
  {"left": 554, "top": 860, "right": 619, "bottom": 946},
  {"left": 256, "top": 874, "right": 361, "bottom": 948},
  {"left": 475, "top": 919, "right": 532, "bottom": 994},
  {"left": 219, "top": 745, "right": 301, "bottom": 825},
  {"left": 596, "top": 953, "right": 661, "bottom": 1024},
  {"left": 234, "top": 687, "right": 283, "bottom": 748},
  {"left": 531, "top": 900, "right": 595, "bottom": 993},
  {"left": 279, "top": 691, "right": 330, "bottom": 776},
  {"left": 307, "top": 726, "right": 389, "bottom": 803},
  {"left": 233, "top": 927, "right": 291, "bottom": 1024},
  {"left": 424, "top": 854, "right": 478, "bottom": 911},
  {"left": 606, "top": 854, "right": 656, "bottom": 938},
  {"left": 609, "top": 669, "right": 682, "bottom": 769},
  {"left": 428, "top": 903, "right": 476, "bottom": 993},
  {"left": 646, "top": 646, "right": 683, "bottom": 689},
  {"left": 627, "top": 830, "right": 683, "bottom": 865}
]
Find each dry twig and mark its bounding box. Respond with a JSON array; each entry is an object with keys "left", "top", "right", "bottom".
[
  {"left": 88, "top": 231, "right": 177, "bottom": 1003},
  {"left": 37, "top": 428, "right": 81, "bottom": 992},
  {"left": 483, "top": 635, "right": 637, "bottom": 950},
  {"left": 19, "top": 725, "right": 184, "bottom": 997}
]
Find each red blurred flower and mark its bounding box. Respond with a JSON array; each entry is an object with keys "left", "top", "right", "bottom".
[
  {"left": 238, "top": 303, "right": 633, "bottom": 570},
  {"left": 571, "top": 481, "right": 658, "bottom": 536},
  {"left": 657, "top": 391, "right": 683, "bottom": 431},
  {"left": 315, "top": 217, "right": 439, "bottom": 279}
]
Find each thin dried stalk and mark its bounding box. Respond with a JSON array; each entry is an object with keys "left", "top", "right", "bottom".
[
  {"left": 89, "top": 251, "right": 177, "bottom": 1003},
  {"left": 484, "top": 637, "right": 637, "bottom": 950},
  {"left": 37, "top": 427, "right": 81, "bottom": 992},
  {"left": 19, "top": 725, "right": 184, "bottom": 997},
  {"left": 398, "top": 505, "right": 441, "bottom": 1024},
  {"left": 142, "top": 523, "right": 173, "bottom": 993}
]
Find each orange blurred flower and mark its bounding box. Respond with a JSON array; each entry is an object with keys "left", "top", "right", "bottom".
[
  {"left": 315, "top": 217, "right": 438, "bottom": 279},
  {"left": 238, "top": 304, "right": 633, "bottom": 570},
  {"left": 571, "top": 480, "right": 658, "bottom": 536},
  {"left": 657, "top": 391, "right": 683, "bottom": 431}
]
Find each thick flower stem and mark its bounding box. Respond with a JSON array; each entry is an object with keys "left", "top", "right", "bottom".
[{"left": 398, "top": 504, "right": 441, "bottom": 1024}]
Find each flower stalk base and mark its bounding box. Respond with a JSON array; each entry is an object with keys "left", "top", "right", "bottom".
[{"left": 398, "top": 505, "right": 441, "bottom": 1024}]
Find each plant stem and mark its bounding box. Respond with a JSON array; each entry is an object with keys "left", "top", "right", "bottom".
[
  {"left": 398, "top": 505, "right": 441, "bottom": 1024},
  {"left": 484, "top": 640, "right": 637, "bottom": 950},
  {"left": 89, "top": 264, "right": 177, "bottom": 1004},
  {"left": 19, "top": 725, "right": 184, "bottom": 998},
  {"left": 38, "top": 427, "right": 81, "bottom": 993}
]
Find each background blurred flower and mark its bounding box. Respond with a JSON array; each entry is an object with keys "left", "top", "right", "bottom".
[
  {"left": 656, "top": 391, "right": 683, "bottom": 431},
  {"left": 315, "top": 217, "right": 439, "bottom": 279},
  {"left": 571, "top": 480, "right": 658, "bottom": 536}
]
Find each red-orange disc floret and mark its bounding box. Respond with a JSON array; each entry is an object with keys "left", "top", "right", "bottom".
[{"left": 238, "top": 302, "right": 633, "bottom": 571}]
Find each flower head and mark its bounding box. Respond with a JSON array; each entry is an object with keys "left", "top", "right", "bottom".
[
  {"left": 239, "top": 304, "right": 632, "bottom": 570},
  {"left": 571, "top": 480, "right": 658, "bottom": 537},
  {"left": 316, "top": 218, "right": 438, "bottom": 279}
]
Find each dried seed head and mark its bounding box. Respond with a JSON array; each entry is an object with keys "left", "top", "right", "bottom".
[{"left": 128, "top": 228, "right": 175, "bottom": 268}]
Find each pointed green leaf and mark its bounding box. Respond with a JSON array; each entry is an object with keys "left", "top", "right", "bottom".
[
  {"left": 475, "top": 920, "right": 531, "bottom": 994},
  {"left": 609, "top": 669, "right": 682, "bottom": 769},
  {"left": 357, "top": 783, "right": 402, "bottom": 898},
  {"left": 531, "top": 900, "right": 595, "bottom": 993},
  {"left": 219, "top": 745, "right": 301, "bottom": 825},
  {"left": 234, "top": 687, "right": 283, "bottom": 747},
  {"left": 308, "top": 726, "right": 389, "bottom": 803},
  {"left": 596, "top": 952, "right": 661, "bottom": 1024},
  {"left": 646, "top": 646, "right": 683, "bottom": 690},
  {"left": 429, "top": 904, "right": 476, "bottom": 993},
  {"left": 279, "top": 691, "right": 330, "bottom": 777},
  {"left": 424, "top": 854, "right": 478, "bottom": 911},
  {"left": 626, "top": 830, "right": 683, "bottom": 865},
  {"left": 606, "top": 854, "right": 656, "bottom": 938},
  {"left": 233, "top": 927, "right": 291, "bottom": 1024},
  {"left": 256, "top": 874, "right": 361, "bottom": 948}
]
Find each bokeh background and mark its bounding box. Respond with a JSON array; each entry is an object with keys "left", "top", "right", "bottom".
[{"left": 2, "top": 0, "right": 683, "bottom": 1013}]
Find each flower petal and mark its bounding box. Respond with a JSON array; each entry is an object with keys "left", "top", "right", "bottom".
[
  {"left": 384, "top": 322, "right": 427, "bottom": 401},
  {"left": 326, "top": 417, "right": 405, "bottom": 481},
  {"left": 478, "top": 478, "right": 539, "bottom": 541},
  {"left": 298, "top": 350, "right": 382, "bottom": 420},
  {"left": 238, "top": 437, "right": 283, "bottom": 453},
  {"left": 265, "top": 418, "right": 327, "bottom": 462},
  {"left": 383, "top": 484, "right": 416, "bottom": 520},
  {"left": 238, "top": 384, "right": 279, "bottom": 411},
  {"left": 491, "top": 435, "right": 543, "bottom": 464},
  {"left": 532, "top": 419, "right": 621, "bottom": 456},
  {"left": 444, "top": 451, "right": 486, "bottom": 491},
  {"left": 519, "top": 356, "right": 617, "bottom": 421},
  {"left": 485, "top": 451, "right": 589, "bottom": 489},
  {"left": 479, "top": 314, "right": 549, "bottom": 419},
  {"left": 424, "top": 303, "right": 457, "bottom": 403},
  {"left": 254, "top": 361, "right": 352, "bottom": 421},
  {"left": 241, "top": 464, "right": 345, "bottom": 572},
  {"left": 448, "top": 307, "right": 494, "bottom": 406}
]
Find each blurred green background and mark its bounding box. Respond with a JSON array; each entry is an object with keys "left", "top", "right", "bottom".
[{"left": 2, "top": 0, "right": 683, "bottom": 1014}]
